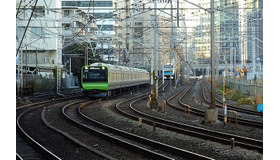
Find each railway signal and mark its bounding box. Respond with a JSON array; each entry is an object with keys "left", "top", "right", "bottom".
[{"left": 154, "top": 76, "right": 158, "bottom": 81}]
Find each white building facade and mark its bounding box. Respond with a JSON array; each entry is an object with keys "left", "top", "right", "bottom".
[
  {"left": 61, "top": 0, "right": 116, "bottom": 63},
  {"left": 16, "top": 0, "right": 62, "bottom": 77}
]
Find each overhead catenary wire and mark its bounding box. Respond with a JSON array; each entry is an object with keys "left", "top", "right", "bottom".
[{"left": 16, "top": 0, "right": 262, "bottom": 65}]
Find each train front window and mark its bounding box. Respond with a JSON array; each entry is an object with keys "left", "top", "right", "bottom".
[{"left": 83, "top": 67, "right": 108, "bottom": 82}]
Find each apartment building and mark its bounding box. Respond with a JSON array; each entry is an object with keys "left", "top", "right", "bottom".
[
  {"left": 61, "top": 0, "right": 117, "bottom": 64},
  {"left": 16, "top": 0, "right": 62, "bottom": 77}
]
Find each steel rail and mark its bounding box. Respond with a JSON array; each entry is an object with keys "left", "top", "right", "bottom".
[
  {"left": 16, "top": 153, "right": 23, "bottom": 160},
  {"left": 177, "top": 87, "right": 263, "bottom": 147},
  {"left": 78, "top": 98, "right": 214, "bottom": 159},
  {"left": 16, "top": 96, "right": 85, "bottom": 160},
  {"left": 62, "top": 101, "right": 175, "bottom": 160},
  {"left": 113, "top": 83, "right": 262, "bottom": 153},
  {"left": 17, "top": 106, "right": 62, "bottom": 160},
  {"left": 130, "top": 95, "right": 262, "bottom": 153},
  {"left": 42, "top": 101, "right": 117, "bottom": 160},
  {"left": 166, "top": 82, "right": 263, "bottom": 128}
]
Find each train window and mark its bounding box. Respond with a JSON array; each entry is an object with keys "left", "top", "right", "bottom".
[
  {"left": 111, "top": 73, "right": 113, "bottom": 81},
  {"left": 114, "top": 73, "right": 115, "bottom": 81},
  {"left": 83, "top": 67, "right": 108, "bottom": 82}
]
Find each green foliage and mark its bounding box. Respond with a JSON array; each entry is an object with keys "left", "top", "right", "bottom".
[
  {"left": 53, "top": 66, "right": 63, "bottom": 79},
  {"left": 237, "top": 98, "right": 252, "bottom": 105},
  {"left": 53, "top": 66, "right": 57, "bottom": 79},
  {"left": 27, "top": 80, "right": 38, "bottom": 92},
  {"left": 41, "top": 77, "right": 53, "bottom": 91},
  {"left": 252, "top": 103, "right": 258, "bottom": 111},
  {"left": 217, "top": 85, "right": 244, "bottom": 101},
  {"left": 232, "top": 92, "right": 244, "bottom": 101},
  {"left": 253, "top": 74, "right": 257, "bottom": 83}
]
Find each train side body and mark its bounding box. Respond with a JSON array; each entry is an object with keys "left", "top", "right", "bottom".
[{"left": 81, "top": 63, "right": 150, "bottom": 97}]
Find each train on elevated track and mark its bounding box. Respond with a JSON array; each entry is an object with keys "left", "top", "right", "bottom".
[{"left": 81, "top": 63, "right": 150, "bottom": 97}]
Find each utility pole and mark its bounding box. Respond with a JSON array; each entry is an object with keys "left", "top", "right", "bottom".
[
  {"left": 85, "top": 31, "right": 88, "bottom": 66},
  {"left": 210, "top": 0, "right": 215, "bottom": 109},
  {"left": 153, "top": 0, "right": 158, "bottom": 99},
  {"left": 101, "top": 39, "right": 104, "bottom": 61},
  {"left": 182, "top": 15, "right": 188, "bottom": 84},
  {"left": 18, "top": 49, "right": 23, "bottom": 98},
  {"left": 233, "top": 47, "right": 236, "bottom": 75},
  {"left": 252, "top": 4, "right": 256, "bottom": 79},
  {"left": 230, "top": 46, "right": 233, "bottom": 78},
  {"left": 177, "top": 0, "right": 179, "bottom": 27},
  {"left": 150, "top": 0, "right": 159, "bottom": 109},
  {"left": 56, "top": 7, "right": 63, "bottom": 95},
  {"left": 170, "top": 0, "right": 174, "bottom": 92},
  {"left": 36, "top": 48, "right": 38, "bottom": 75},
  {"left": 204, "top": 0, "right": 218, "bottom": 123},
  {"left": 69, "top": 57, "right": 72, "bottom": 76},
  {"left": 124, "top": 0, "right": 129, "bottom": 66}
]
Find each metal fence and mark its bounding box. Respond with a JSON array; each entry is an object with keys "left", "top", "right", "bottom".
[{"left": 218, "top": 77, "right": 263, "bottom": 97}]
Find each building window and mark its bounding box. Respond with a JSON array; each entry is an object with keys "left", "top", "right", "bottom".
[
  {"left": 97, "top": 25, "right": 113, "bottom": 31},
  {"left": 62, "top": 1, "right": 113, "bottom": 7},
  {"left": 62, "top": 1, "right": 78, "bottom": 6},
  {"left": 45, "top": 52, "right": 50, "bottom": 64},
  {"left": 64, "top": 10, "right": 70, "bottom": 17},
  {"left": 93, "top": 12, "right": 113, "bottom": 19},
  {"left": 31, "top": 27, "right": 45, "bottom": 39},
  {"left": 33, "top": 6, "right": 45, "bottom": 17},
  {"left": 16, "top": 27, "right": 24, "bottom": 40},
  {"left": 64, "top": 24, "right": 70, "bottom": 30}
]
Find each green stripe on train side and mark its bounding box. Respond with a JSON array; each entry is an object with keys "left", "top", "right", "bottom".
[{"left": 82, "top": 82, "right": 109, "bottom": 91}]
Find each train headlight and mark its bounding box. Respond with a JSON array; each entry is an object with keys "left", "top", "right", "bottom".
[
  {"left": 102, "top": 66, "right": 105, "bottom": 70},
  {"left": 85, "top": 66, "right": 88, "bottom": 70}
]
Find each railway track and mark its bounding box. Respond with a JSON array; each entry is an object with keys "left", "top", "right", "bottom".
[
  {"left": 201, "top": 84, "right": 263, "bottom": 128},
  {"left": 114, "top": 83, "right": 262, "bottom": 154},
  {"left": 167, "top": 82, "right": 263, "bottom": 129},
  {"left": 16, "top": 102, "right": 62, "bottom": 160},
  {"left": 203, "top": 83, "right": 263, "bottom": 116},
  {"left": 17, "top": 96, "right": 111, "bottom": 160},
  {"left": 78, "top": 97, "right": 214, "bottom": 159},
  {"left": 16, "top": 81, "right": 262, "bottom": 159},
  {"left": 63, "top": 100, "right": 185, "bottom": 160}
]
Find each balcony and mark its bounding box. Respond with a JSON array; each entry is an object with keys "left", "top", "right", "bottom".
[
  {"left": 61, "top": 17, "right": 72, "bottom": 24},
  {"left": 62, "top": 29, "right": 73, "bottom": 37}
]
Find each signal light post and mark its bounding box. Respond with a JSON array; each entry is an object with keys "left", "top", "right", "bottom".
[{"left": 150, "top": 0, "right": 159, "bottom": 109}]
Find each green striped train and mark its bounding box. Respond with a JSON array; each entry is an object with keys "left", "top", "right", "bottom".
[{"left": 81, "top": 63, "right": 150, "bottom": 97}]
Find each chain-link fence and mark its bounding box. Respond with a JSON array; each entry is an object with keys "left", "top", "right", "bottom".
[{"left": 217, "top": 77, "right": 263, "bottom": 97}]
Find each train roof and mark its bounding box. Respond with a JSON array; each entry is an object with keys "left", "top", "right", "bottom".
[{"left": 89, "top": 63, "right": 148, "bottom": 73}]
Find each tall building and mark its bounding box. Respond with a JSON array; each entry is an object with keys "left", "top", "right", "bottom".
[
  {"left": 246, "top": 0, "right": 263, "bottom": 65},
  {"left": 219, "top": 0, "right": 240, "bottom": 64},
  {"left": 61, "top": 0, "right": 117, "bottom": 64},
  {"left": 116, "top": 0, "right": 185, "bottom": 72},
  {"left": 16, "top": 0, "right": 62, "bottom": 77}
]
